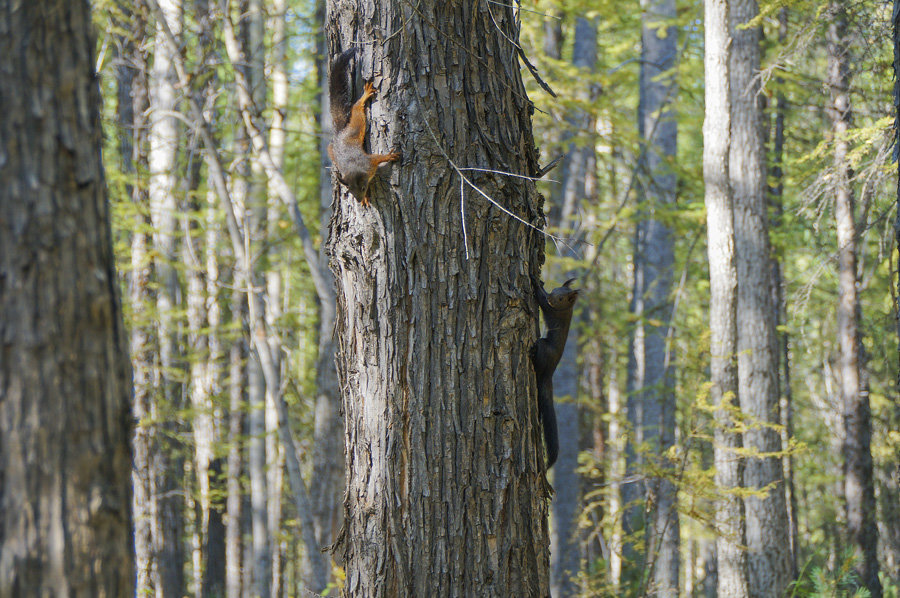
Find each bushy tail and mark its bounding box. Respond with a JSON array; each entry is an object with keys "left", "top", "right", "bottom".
[
  {"left": 538, "top": 381, "right": 559, "bottom": 468},
  {"left": 329, "top": 48, "right": 356, "bottom": 132}
]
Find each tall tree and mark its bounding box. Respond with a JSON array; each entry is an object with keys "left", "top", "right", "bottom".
[
  {"left": 729, "top": 0, "right": 792, "bottom": 594},
  {"left": 148, "top": 0, "right": 187, "bottom": 594},
  {"left": 625, "top": 0, "right": 679, "bottom": 591},
  {"left": 547, "top": 16, "right": 598, "bottom": 598},
  {"left": 827, "top": 6, "right": 881, "bottom": 596},
  {"left": 326, "top": 1, "right": 550, "bottom": 594},
  {"left": 703, "top": 0, "right": 749, "bottom": 595},
  {"left": 0, "top": 0, "right": 134, "bottom": 595}
]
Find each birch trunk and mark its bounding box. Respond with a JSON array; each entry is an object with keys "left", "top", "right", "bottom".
[
  {"left": 0, "top": 1, "right": 134, "bottom": 593},
  {"left": 703, "top": 1, "right": 750, "bottom": 595}
]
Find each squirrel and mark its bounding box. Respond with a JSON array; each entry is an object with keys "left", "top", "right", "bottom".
[
  {"left": 328, "top": 48, "right": 400, "bottom": 207},
  {"left": 530, "top": 275, "right": 579, "bottom": 469}
]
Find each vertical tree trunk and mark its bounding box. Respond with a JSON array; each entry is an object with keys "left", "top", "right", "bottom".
[
  {"left": 828, "top": 7, "right": 881, "bottom": 596},
  {"left": 0, "top": 1, "right": 134, "bottom": 595},
  {"left": 770, "top": 8, "right": 800, "bottom": 577},
  {"left": 226, "top": 293, "right": 246, "bottom": 598},
  {"left": 326, "top": 2, "right": 549, "bottom": 595},
  {"left": 729, "top": 1, "right": 792, "bottom": 595},
  {"left": 117, "top": 1, "right": 157, "bottom": 593},
  {"left": 148, "top": 0, "right": 187, "bottom": 594},
  {"left": 703, "top": 0, "right": 750, "bottom": 595},
  {"left": 632, "top": 0, "right": 679, "bottom": 593},
  {"left": 547, "top": 16, "right": 597, "bottom": 598}
]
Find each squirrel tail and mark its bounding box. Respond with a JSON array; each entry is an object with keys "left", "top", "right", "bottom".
[
  {"left": 539, "top": 385, "right": 559, "bottom": 468},
  {"left": 329, "top": 47, "right": 356, "bottom": 133}
]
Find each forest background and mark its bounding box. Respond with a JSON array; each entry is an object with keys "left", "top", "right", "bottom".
[{"left": 2, "top": 0, "right": 899, "bottom": 596}]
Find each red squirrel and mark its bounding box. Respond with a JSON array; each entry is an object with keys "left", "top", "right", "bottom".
[
  {"left": 328, "top": 48, "right": 399, "bottom": 207},
  {"left": 531, "top": 275, "right": 579, "bottom": 468}
]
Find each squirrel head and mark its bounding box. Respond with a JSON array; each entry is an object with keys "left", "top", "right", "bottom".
[
  {"left": 344, "top": 172, "right": 371, "bottom": 202},
  {"left": 547, "top": 279, "right": 579, "bottom": 310}
]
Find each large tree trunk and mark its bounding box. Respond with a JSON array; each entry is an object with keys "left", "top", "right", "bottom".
[
  {"left": 827, "top": 7, "right": 881, "bottom": 596},
  {"left": 729, "top": 1, "right": 792, "bottom": 595},
  {"left": 326, "top": 2, "right": 549, "bottom": 596},
  {"left": 703, "top": 1, "right": 749, "bottom": 595},
  {"left": 0, "top": 1, "right": 134, "bottom": 595}
]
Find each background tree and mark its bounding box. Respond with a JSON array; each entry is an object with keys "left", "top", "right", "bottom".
[{"left": 0, "top": 0, "right": 134, "bottom": 595}]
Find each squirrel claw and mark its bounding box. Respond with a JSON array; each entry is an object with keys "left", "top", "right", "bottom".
[
  {"left": 363, "top": 81, "right": 377, "bottom": 96},
  {"left": 361, "top": 195, "right": 370, "bottom": 207}
]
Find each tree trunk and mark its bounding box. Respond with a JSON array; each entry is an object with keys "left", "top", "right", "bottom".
[
  {"left": 729, "top": 1, "right": 792, "bottom": 595},
  {"left": 828, "top": 7, "right": 882, "bottom": 596},
  {"left": 0, "top": 1, "right": 134, "bottom": 595},
  {"left": 631, "top": 0, "right": 680, "bottom": 592},
  {"left": 547, "top": 16, "right": 597, "bottom": 598},
  {"left": 226, "top": 291, "right": 246, "bottom": 598},
  {"left": 116, "top": 1, "right": 157, "bottom": 593},
  {"left": 769, "top": 8, "right": 800, "bottom": 578},
  {"left": 326, "top": 2, "right": 549, "bottom": 595},
  {"left": 148, "top": 0, "right": 187, "bottom": 594},
  {"left": 703, "top": 0, "right": 750, "bottom": 595}
]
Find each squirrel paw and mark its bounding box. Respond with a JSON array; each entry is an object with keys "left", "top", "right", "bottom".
[
  {"left": 386, "top": 151, "right": 401, "bottom": 162},
  {"left": 363, "top": 81, "right": 377, "bottom": 98}
]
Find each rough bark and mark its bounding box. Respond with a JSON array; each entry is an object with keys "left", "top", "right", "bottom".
[
  {"left": 729, "top": 1, "right": 792, "bottom": 595},
  {"left": 630, "top": 0, "right": 680, "bottom": 593},
  {"left": 326, "top": 2, "right": 549, "bottom": 596},
  {"left": 828, "top": 7, "right": 882, "bottom": 596},
  {"left": 0, "top": 1, "right": 135, "bottom": 595},
  {"left": 703, "top": 1, "right": 750, "bottom": 595}
]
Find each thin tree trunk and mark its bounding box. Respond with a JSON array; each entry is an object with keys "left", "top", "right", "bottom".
[
  {"left": 118, "top": 1, "right": 157, "bottom": 593},
  {"left": 703, "top": 0, "right": 749, "bottom": 595},
  {"left": 770, "top": 7, "right": 800, "bottom": 578},
  {"left": 148, "top": 1, "right": 187, "bottom": 595},
  {"left": 267, "top": 2, "right": 290, "bottom": 592},
  {"left": 0, "top": 1, "right": 134, "bottom": 594},
  {"left": 226, "top": 291, "right": 245, "bottom": 598},
  {"left": 634, "top": 0, "right": 679, "bottom": 593},
  {"left": 326, "top": 1, "right": 549, "bottom": 595},
  {"left": 547, "top": 16, "right": 597, "bottom": 598},
  {"left": 828, "top": 7, "right": 881, "bottom": 596},
  {"left": 729, "top": 1, "right": 792, "bottom": 595}
]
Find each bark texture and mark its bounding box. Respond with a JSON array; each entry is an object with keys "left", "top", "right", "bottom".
[
  {"left": 0, "top": 1, "right": 134, "bottom": 595},
  {"left": 326, "top": 2, "right": 549, "bottom": 596},
  {"left": 729, "top": 1, "right": 792, "bottom": 595},
  {"left": 828, "top": 7, "right": 881, "bottom": 596},
  {"left": 703, "top": 0, "right": 749, "bottom": 595}
]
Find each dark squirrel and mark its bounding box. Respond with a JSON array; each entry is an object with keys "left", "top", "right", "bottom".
[
  {"left": 328, "top": 48, "right": 400, "bottom": 207},
  {"left": 531, "top": 275, "right": 579, "bottom": 469}
]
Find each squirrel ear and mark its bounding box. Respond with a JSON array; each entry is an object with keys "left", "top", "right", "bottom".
[{"left": 563, "top": 277, "right": 577, "bottom": 288}]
